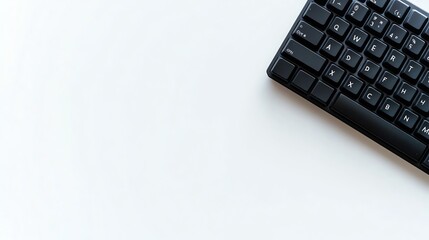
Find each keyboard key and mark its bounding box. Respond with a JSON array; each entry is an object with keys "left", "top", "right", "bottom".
[
  {"left": 347, "top": 28, "right": 369, "bottom": 51},
  {"left": 346, "top": 2, "right": 369, "bottom": 25},
  {"left": 422, "top": 157, "right": 429, "bottom": 169},
  {"left": 328, "top": 17, "right": 351, "bottom": 40},
  {"left": 292, "top": 70, "right": 316, "bottom": 93},
  {"left": 282, "top": 39, "right": 327, "bottom": 74},
  {"left": 341, "top": 75, "right": 364, "bottom": 97},
  {"left": 386, "top": 0, "right": 410, "bottom": 22},
  {"left": 303, "top": 3, "right": 332, "bottom": 29},
  {"left": 293, "top": 21, "right": 325, "bottom": 48},
  {"left": 367, "top": 0, "right": 389, "bottom": 12},
  {"left": 401, "top": 60, "right": 423, "bottom": 83},
  {"left": 384, "top": 49, "right": 405, "bottom": 72},
  {"left": 379, "top": 98, "right": 401, "bottom": 119},
  {"left": 271, "top": 58, "right": 296, "bottom": 81},
  {"left": 340, "top": 49, "right": 362, "bottom": 71},
  {"left": 327, "top": 0, "right": 351, "bottom": 15},
  {"left": 421, "top": 49, "right": 429, "bottom": 67},
  {"left": 310, "top": 81, "right": 335, "bottom": 104},
  {"left": 385, "top": 24, "right": 408, "bottom": 47},
  {"left": 422, "top": 55, "right": 429, "bottom": 74},
  {"left": 323, "top": 64, "right": 345, "bottom": 85},
  {"left": 422, "top": 25, "right": 429, "bottom": 40},
  {"left": 331, "top": 94, "right": 426, "bottom": 162},
  {"left": 397, "top": 109, "right": 419, "bottom": 130},
  {"left": 315, "top": 0, "right": 328, "bottom": 5},
  {"left": 361, "top": 87, "right": 382, "bottom": 108},
  {"left": 417, "top": 120, "right": 429, "bottom": 141},
  {"left": 320, "top": 38, "right": 343, "bottom": 60},
  {"left": 414, "top": 94, "right": 429, "bottom": 114},
  {"left": 395, "top": 83, "right": 417, "bottom": 104},
  {"left": 419, "top": 72, "right": 429, "bottom": 91},
  {"left": 403, "top": 35, "right": 425, "bottom": 58},
  {"left": 359, "top": 60, "right": 381, "bottom": 83},
  {"left": 365, "top": 13, "right": 389, "bottom": 36},
  {"left": 404, "top": 10, "right": 428, "bottom": 33},
  {"left": 376, "top": 71, "right": 399, "bottom": 93},
  {"left": 365, "top": 38, "right": 388, "bottom": 62}
]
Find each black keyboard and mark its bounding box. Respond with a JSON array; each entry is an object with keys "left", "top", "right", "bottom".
[{"left": 267, "top": 0, "right": 429, "bottom": 175}]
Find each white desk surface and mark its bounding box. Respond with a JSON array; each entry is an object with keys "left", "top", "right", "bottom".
[{"left": 1, "top": 0, "right": 429, "bottom": 239}]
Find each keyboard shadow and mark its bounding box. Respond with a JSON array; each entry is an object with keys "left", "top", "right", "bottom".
[{"left": 269, "top": 78, "right": 429, "bottom": 185}]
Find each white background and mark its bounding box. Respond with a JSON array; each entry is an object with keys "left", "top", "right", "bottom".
[{"left": 1, "top": 0, "right": 429, "bottom": 239}]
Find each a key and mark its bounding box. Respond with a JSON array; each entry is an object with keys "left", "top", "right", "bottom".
[{"left": 320, "top": 38, "right": 343, "bottom": 60}]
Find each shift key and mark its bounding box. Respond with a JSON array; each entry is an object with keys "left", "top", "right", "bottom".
[{"left": 282, "top": 39, "right": 327, "bottom": 74}]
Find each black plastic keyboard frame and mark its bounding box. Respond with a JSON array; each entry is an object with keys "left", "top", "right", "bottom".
[{"left": 267, "top": 0, "right": 429, "bottom": 175}]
